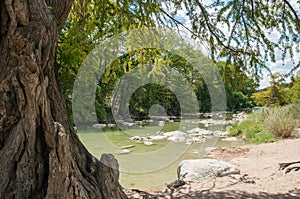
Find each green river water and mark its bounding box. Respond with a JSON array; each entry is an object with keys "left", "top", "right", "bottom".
[{"left": 77, "top": 120, "right": 242, "bottom": 191}]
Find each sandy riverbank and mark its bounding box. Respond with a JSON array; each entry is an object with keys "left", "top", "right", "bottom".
[{"left": 125, "top": 137, "right": 300, "bottom": 198}]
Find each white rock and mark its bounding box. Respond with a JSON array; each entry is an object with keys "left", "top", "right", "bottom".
[
  {"left": 158, "top": 121, "right": 165, "bottom": 126},
  {"left": 145, "top": 119, "right": 154, "bottom": 123},
  {"left": 93, "top": 123, "right": 106, "bottom": 128},
  {"left": 168, "top": 136, "right": 186, "bottom": 142},
  {"left": 186, "top": 137, "right": 205, "bottom": 143},
  {"left": 199, "top": 130, "right": 214, "bottom": 136},
  {"left": 187, "top": 127, "right": 202, "bottom": 134},
  {"left": 164, "top": 131, "right": 187, "bottom": 142},
  {"left": 163, "top": 131, "right": 186, "bottom": 137},
  {"left": 222, "top": 137, "right": 239, "bottom": 142},
  {"left": 122, "top": 122, "right": 135, "bottom": 127},
  {"left": 143, "top": 141, "right": 154, "bottom": 146},
  {"left": 107, "top": 123, "right": 116, "bottom": 128},
  {"left": 214, "top": 130, "right": 229, "bottom": 137},
  {"left": 149, "top": 135, "right": 168, "bottom": 141},
  {"left": 178, "top": 159, "right": 240, "bottom": 180},
  {"left": 114, "top": 149, "right": 131, "bottom": 155},
  {"left": 204, "top": 147, "right": 217, "bottom": 154},
  {"left": 130, "top": 136, "right": 142, "bottom": 141}
]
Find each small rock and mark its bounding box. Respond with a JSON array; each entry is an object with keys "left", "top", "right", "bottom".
[
  {"left": 164, "top": 131, "right": 186, "bottom": 142},
  {"left": 222, "top": 137, "right": 239, "bottom": 142},
  {"left": 93, "top": 123, "right": 106, "bottom": 128},
  {"left": 107, "top": 123, "right": 116, "bottom": 128},
  {"left": 205, "top": 147, "right": 217, "bottom": 154},
  {"left": 130, "top": 136, "right": 142, "bottom": 141},
  {"left": 122, "top": 122, "right": 135, "bottom": 127},
  {"left": 143, "top": 141, "right": 154, "bottom": 146},
  {"left": 114, "top": 149, "right": 131, "bottom": 155},
  {"left": 187, "top": 127, "right": 202, "bottom": 134}
]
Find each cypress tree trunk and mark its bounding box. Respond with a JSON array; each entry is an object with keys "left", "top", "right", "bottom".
[{"left": 0, "top": 0, "right": 127, "bottom": 198}]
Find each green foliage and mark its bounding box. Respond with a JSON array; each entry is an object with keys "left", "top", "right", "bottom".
[
  {"left": 56, "top": 0, "right": 300, "bottom": 124},
  {"left": 252, "top": 73, "right": 289, "bottom": 107},
  {"left": 167, "top": 0, "right": 300, "bottom": 75},
  {"left": 287, "top": 73, "right": 300, "bottom": 103},
  {"left": 230, "top": 104, "right": 300, "bottom": 144},
  {"left": 56, "top": 0, "right": 161, "bottom": 124},
  {"left": 229, "top": 119, "right": 275, "bottom": 144},
  {"left": 217, "top": 62, "right": 258, "bottom": 110}
]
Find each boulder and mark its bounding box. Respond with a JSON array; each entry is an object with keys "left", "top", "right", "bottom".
[
  {"left": 187, "top": 127, "right": 202, "bottom": 134},
  {"left": 164, "top": 131, "right": 186, "bottom": 142},
  {"left": 149, "top": 135, "right": 168, "bottom": 141},
  {"left": 178, "top": 159, "right": 240, "bottom": 180}
]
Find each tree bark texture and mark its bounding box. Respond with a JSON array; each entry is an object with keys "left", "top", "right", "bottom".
[{"left": 0, "top": 0, "right": 127, "bottom": 198}]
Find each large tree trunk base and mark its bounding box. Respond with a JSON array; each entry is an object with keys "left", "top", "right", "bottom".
[{"left": 0, "top": 0, "right": 128, "bottom": 198}]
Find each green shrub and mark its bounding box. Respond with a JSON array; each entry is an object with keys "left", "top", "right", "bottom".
[
  {"left": 264, "top": 105, "right": 299, "bottom": 138},
  {"left": 229, "top": 120, "right": 275, "bottom": 144}
]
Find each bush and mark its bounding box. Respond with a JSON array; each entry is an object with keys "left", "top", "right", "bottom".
[{"left": 264, "top": 105, "right": 299, "bottom": 138}]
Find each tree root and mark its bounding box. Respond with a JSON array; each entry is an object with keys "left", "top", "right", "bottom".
[{"left": 278, "top": 161, "right": 300, "bottom": 174}]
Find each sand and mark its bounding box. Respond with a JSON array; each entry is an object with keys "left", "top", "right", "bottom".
[{"left": 125, "top": 137, "right": 300, "bottom": 198}]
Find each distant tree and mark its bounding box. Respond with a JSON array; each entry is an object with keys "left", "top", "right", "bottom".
[
  {"left": 287, "top": 72, "right": 300, "bottom": 103},
  {"left": 217, "top": 62, "right": 258, "bottom": 110},
  {"left": 252, "top": 72, "right": 288, "bottom": 106}
]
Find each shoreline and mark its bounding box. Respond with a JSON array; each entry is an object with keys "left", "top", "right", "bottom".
[{"left": 125, "top": 137, "right": 300, "bottom": 198}]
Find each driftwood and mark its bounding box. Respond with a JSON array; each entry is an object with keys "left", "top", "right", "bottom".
[
  {"left": 278, "top": 161, "right": 300, "bottom": 174},
  {"left": 167, "top": 180, "right": 186, "bottom": 189}
]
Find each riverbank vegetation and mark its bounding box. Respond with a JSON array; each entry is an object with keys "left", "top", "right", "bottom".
[
  {"left": 229, "top": 103, "right": 300, "bottom": 144},
  {"left": 229, "top": 71, "right": 300, "bottom": 144}
]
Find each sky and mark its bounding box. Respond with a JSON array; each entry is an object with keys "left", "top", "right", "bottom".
[{"left": 166, "top": 1, "right": 300, "bottom": 89}]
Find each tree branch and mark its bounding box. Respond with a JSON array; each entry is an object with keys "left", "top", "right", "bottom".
[
  {"left": 283, "top": 0, "right": 300, "bottom": 30},
  {"left": 159, "top": 8, "right": 196, "bottom": 36},
  {"left": 194, "top": 0, "right": 251, "bottom": 56}
]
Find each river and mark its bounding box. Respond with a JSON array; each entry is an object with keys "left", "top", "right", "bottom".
[{"left": 77, "top": 114, "right": 245, "bottom": 190}]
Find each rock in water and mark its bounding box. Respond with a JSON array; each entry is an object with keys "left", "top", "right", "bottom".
[
  {"left": 114, "top": 149, "right": 131, "bottom": 155},
  {"left": 178, "top": 159, "right": 240, "bottom": 180}
]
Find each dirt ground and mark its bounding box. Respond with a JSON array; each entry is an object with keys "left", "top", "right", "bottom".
[{"left": 125, "top": 137, "right": 300, "bottom": 198}]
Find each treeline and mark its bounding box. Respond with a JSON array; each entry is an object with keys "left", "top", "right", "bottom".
[
  {"left": 252, "top": 72, "right": 300, "bottom": 107},
  {"left": 94, "top": 56, "right": 259, "bottom": 123}
]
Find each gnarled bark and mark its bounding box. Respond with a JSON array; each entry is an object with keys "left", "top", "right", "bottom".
[{"left": 0, "top": 0, "right": 127, "bottom": 198}]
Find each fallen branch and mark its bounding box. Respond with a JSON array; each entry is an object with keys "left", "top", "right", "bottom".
[{"left": 278, "top": 161, "right": 300, "bottom": 174}]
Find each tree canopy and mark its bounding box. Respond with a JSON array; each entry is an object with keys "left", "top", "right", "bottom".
[{"left": 55, "top": 0, "right": 300, "bottom": 123}]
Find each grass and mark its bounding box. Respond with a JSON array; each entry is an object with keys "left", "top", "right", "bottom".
[
  {"left": 229, "top": 119, "right": 276, "bottom": 144},
  {"left": 229, "top": 104, "right": 300, "bottom": 144}
]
